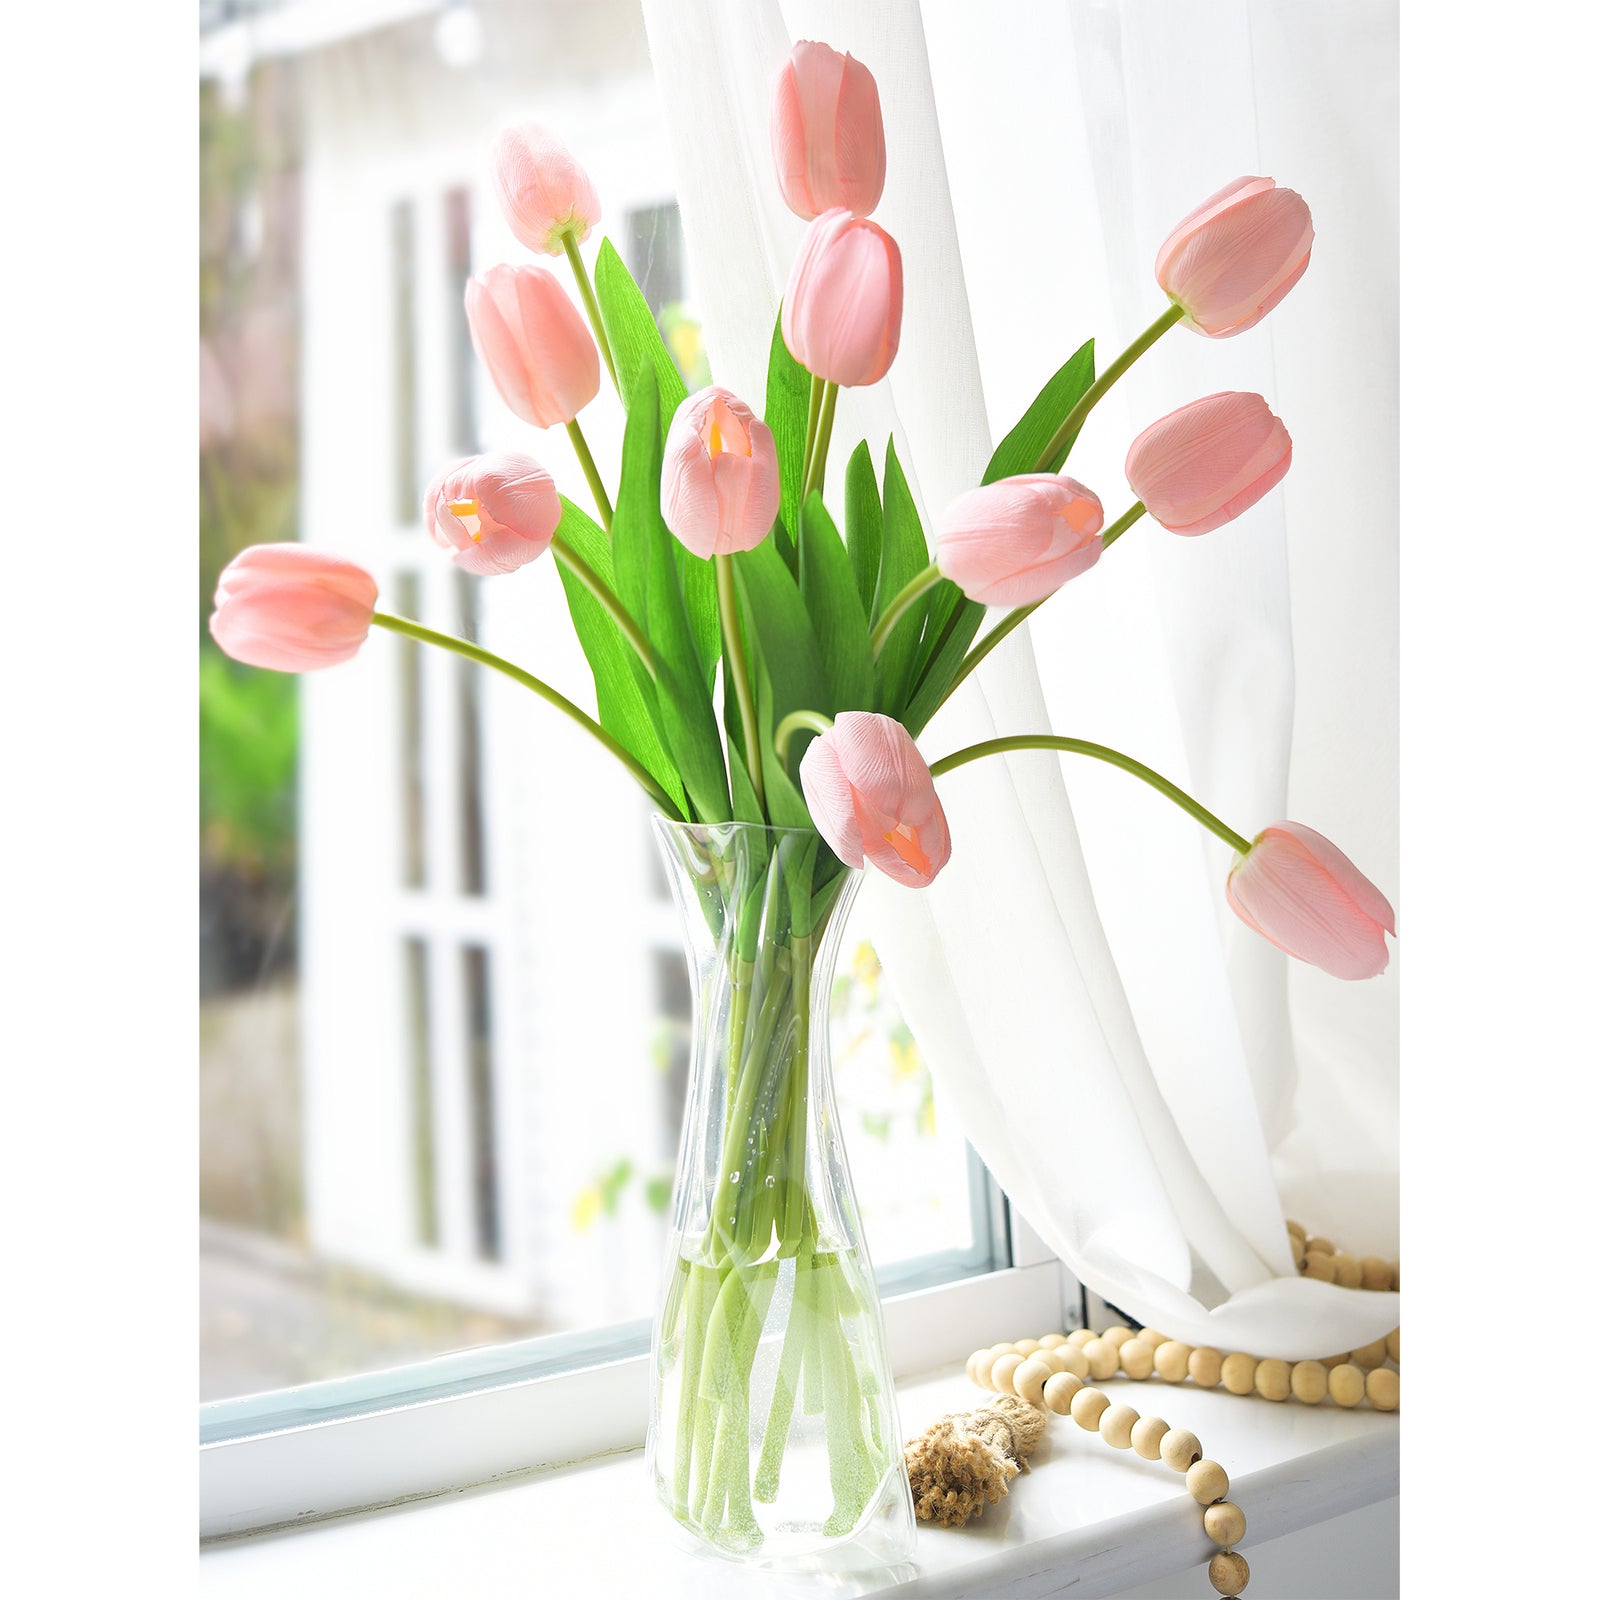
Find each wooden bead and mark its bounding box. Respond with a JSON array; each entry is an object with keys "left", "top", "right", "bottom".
[
  {"left": 1031, "top": 1345, "right": 1070, "bottom": 1375},
  {"left": 1320, "top": 1353, "right": 1351, "bottom": 1369},
  {"left": 1254, "top": 1357, "right": 1291, "bottom": 1402},
  {"left": 1385, "top": 1327, "right": 1400, "bottom": 1365},
  {"left": 1136, "top": 1326, "right": 1169, "bottom": 1348},
  {"left": 1390, "top": 1258, "right": 1400, "bottom": 1290},
  {"left": 1290, "top": 1240, "right": 1308, "bottom": 1271},
  {"left": 1067, "top": 1328, "right": 1097, "bottom": 1347},
  {"left": 972, "top": 1347, "right": 1002, "bottom": 1389},
  {"left": 1101, "top": 1325, "right": 1135, "bottom": 1349},
  {"left": 1039, "top": 1332, "right": 1069, "bottom": 1349},
  {"left": 1351, "top": 1337, "right": 1389, "bottom": 1369},
  {"left": 989, "top": 1341, "right": 1020, "bottom": 1356},
  {"left": 1119, "top": 1338, "right": 1155, "bottom": 1380},
  {"left": 1160, "top": 1427, "right": 1202, "bottom": 1472},
  {"left": 1286, "top": 1218, "right": 1306, "bottom": 1243},
  {"left": 1366, "top": 1367, "right": 1399, "bottom": 1411},
  {"left": 1189, "top": 1347, "right": 1223, "bottom": 1388},
  {"left": 1042, "top": 1372, "right": 1083, "bottom": 1415},
  {"left": 1290, "top": 1360, "right": 1328, "bottom": 1405},
  {"left": 1084, "top": 1337, "right": 1121, "bottom": 1381},
  {"left": 1131, "top": 1415, "right": 1169, "bottom": 1461},
  {"left": 1305, "top": 1235, "right": 1335, "bottom": 1257},
  {"left": 1209, "top": 1550, "right": 1250, "bottom": 1595},
  {"left": 1012, "top": 1357, "right": 1053, "bottom": 1408},
  {"left": 1070, "top": 1386, "right": 1111, "bottom": 1431},
  {"left": 1328, "top": 1363, "right": 1365, "bottom": 1407},
  {"left": 1331, "top": 1254, "right": 1362, "bottom": 1288},
  {"left": 1099, "top": 1403, "right": 1138, "bottom": 1449},
  {"left": 1220, "top": 1353, "right": 1257, "bottom": 1395},
  {"left": 1360, "top": 1256, "right": 1393, "bottom": 1291},
  {"left": 1187, "top": 1459, "right": 1230, "bottom": 1505},
  {"left": 1302, "top": 1251, "right": 1335, "bottom": 1282},
  {"left": 1204, "top": 1501, "right": 1246, "bottom": 1548},
  {"left": 1154, "top": 1340, "right": 1193, "bottom": 1382},
  {"left": 965, "top": 1348, "right": 985, "bottom": 1385},
  {"left": 1013, "top": 1337, "right": 1043, "bottom": 1357},
  {"left": 1054, "top": 1342, "right": 1091, "bottom": 1380},
  {"left": 990, "top": 1352, "right": 1025, "bottom": 1396}
]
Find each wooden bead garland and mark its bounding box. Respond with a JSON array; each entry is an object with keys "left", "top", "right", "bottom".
[{"left": 943, "top": 1218, "right": 1397, "bottom": 1595}]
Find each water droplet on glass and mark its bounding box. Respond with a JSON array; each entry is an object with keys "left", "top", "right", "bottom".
[
  {"left": 730, "top": 1171, "right": 741, "bottom": 1183},
  {"left": 764, "top": 1175, "right": 776, "bottom": 1190}
]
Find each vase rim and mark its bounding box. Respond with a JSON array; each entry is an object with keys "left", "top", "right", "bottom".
[{"left": 651, "top": 814, "right": 823, "bottom": 843}]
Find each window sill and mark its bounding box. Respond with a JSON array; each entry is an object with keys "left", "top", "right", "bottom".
[{"left": 199, "top": 1362, "right": 1398, "bottom": 1598}]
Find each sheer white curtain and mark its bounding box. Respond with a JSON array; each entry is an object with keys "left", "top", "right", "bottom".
[{"left": 642, "top": 0, "right": 1398, "bottom": 1359}]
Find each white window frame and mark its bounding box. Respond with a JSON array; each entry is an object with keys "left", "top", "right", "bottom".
[{"left": 200, "top": 1213, "right": 1072, "bottom": 1540}]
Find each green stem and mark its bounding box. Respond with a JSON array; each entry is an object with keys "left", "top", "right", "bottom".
[
  {"left": 562, "top": 232, "right": 619, "bottom": 395},
  {"left": 565, "top": 418, "right": 614, "bottom": 532},
  {"left": 1033, "top": 302, "right": 1186, "bottom": 472},
  {"left": 773, "top": 708, "right": 834, "bottom": 764},
  {"left": 799, "top": 372, "right": 825, "bottom": 496},
  {"left": 1101, "top": 500, "right": 1147, "bottom": 549},
  {"left": 938, "top": 602, "right": 1040, "bottom": 708},
  {"left": 717, "top": 554, "right": 765, "bottom": 815},
  {"left": 929, "top": 734, "right": 1252, "bottom": 854},
  {"left": 551, "top": 535, "right": 654, "bottom": 678},
  {"left": 370, "top": 612, "right": 683, "bottom": 819},
  {"left": 870, "top": 561, "right": 942, "bottom": 658},
  {"left": 802, "top": 380, "right": 839, "bottom": 502},
  {"left": 933, "top": 502, "right": 1149, "bottom": 713}
]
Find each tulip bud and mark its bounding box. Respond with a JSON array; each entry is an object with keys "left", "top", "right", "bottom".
[
  {"left": 423, "top": 452, "right": 561, "bottom": 576},
  {"left": 660, "top": 387, "right": 781, "bottom": 559},
  {"left": 782, "top": 209, "right": 903, "bottom": 388},
  {"left": 491, "top": 121, "right": 601, "bottom": 257},
  {"left": 770, "top": 40, "right": 887, "bottom": 220},
  {"left": 936, "top": 475, "right": 1105, "bottom": 607},
  {"left": 465, "top": 263, "right": 600, "bottom": 428},
  {"left": 209, "top": 544, "right": 378, "bottom": 673},
  {"left": 1226, "top": 822, "right": 1395, "bottom": 980},
  {"left": 1125, "top": 392, "right": 1291, "bottom": 537},
  {"left": 799, "top": 712, "right": 951, "bottom": 889},
  {"left": 1156, "top": 176, "right": 1313, "bottom": 338}
]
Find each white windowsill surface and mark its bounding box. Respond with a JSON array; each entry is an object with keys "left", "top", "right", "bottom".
[{"left": 199, "top": 1364, "right": 1398, "bottom": 1598}]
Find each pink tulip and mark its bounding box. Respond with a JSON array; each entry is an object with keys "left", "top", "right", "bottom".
[
  {"left": 1156, "top": 176, "right": 1313, "bottom": 338},
  {"left": 799, "top": 712, "right": 951, "bottom": 889},
  {"left": 659, "top": 387, "right": 781, "bottom": 559},
  {"left": 423, "top": 452, "right": 561, "bottom": 576},
  {"left": 1125, "top": 392, "right": 1292, "bottom": 536},
  {"left": 782, "top": 209, "right": 903, "bottom": 387},
  {"left": 770, "top": 41, "right": 887, "bottom": 221},
  {"left": 465, "top": 263, "right": 600, "bottom": 428},
  {"left": 936, "top": 475, "right": 1105, "bottom": 607},
  {"left": 1227, "top": 822, "right": 1395, "bottom": 980},
  {"left": 491, "top": 121, "right": 601, "bottom": 256},
  {"left": 209, "top": 544, "right": 377, "bottom": 673}
]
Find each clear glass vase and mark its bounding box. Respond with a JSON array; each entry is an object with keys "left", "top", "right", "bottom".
[{"left": 646, "top": 819, "right": 916, "bottom": 1570}]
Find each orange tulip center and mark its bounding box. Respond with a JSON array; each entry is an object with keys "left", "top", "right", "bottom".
[
  {"left": 704, "top": 398, "right": 752, "bottom": 460},
  {"left": 883, "top": 822, "right": 932, "bottom": 877},
  {"left": 448, "top": 497, "right": 484, "bottom": 541}
]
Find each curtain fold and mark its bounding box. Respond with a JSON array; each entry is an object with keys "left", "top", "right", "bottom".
[{"left": 641, "top": 0, "right": 1398, "bottom": 1359}]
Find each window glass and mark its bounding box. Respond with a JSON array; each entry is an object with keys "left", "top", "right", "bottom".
[{"left": 200, "top": 0, "right": 993, "bottom": 1409}]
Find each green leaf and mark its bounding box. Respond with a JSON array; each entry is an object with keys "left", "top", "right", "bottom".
[
  {"left": 554, "top": 497, "right": 686, "bottom": 815},
  {"left": 594, "top": 240, "right": 719, "bottom": 684},
  {"left": 732, "top": 537, "right": 830, "bottom": 820},
  {"left": 798, "top": 492, "right": 873, "bottom": 713},
  {"left": 764, "top": 309, "right": 810, "bottom": 573},
  {"left": 873, "top": 437, "right": 933, "bottom": 716},
  {"left": 594, "top": 238, "right": 689, "bottom": 428},
  {"left": 984, "top": 338, "right": 1096, "bottom": 482},
  {"left": 902, "top": 593, "right": 986, "bottom": 736},
  {"left": 844, "top": 441, "right": 882, "bottom": 618},
  {"left": 611, "top": 365, "right": 730, "bottom": 822}
]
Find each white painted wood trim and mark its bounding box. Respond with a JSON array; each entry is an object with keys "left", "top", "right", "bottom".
[{"left": 200, "top": 1260, "right": 1066, "bottom": 1539}]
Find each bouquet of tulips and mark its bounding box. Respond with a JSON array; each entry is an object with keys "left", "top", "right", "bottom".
[{"left": 209, "top": 39, "right": 1394, "bottom": 1559}]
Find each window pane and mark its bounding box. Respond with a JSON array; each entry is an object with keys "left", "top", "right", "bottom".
[{"left": 199, "top": 0, "right": 997, "bottom": 1413}]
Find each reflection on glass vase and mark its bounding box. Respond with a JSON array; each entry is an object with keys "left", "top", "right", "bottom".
[{"left": 647, "top": 819, "right": 916, "bottom": 1569}]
